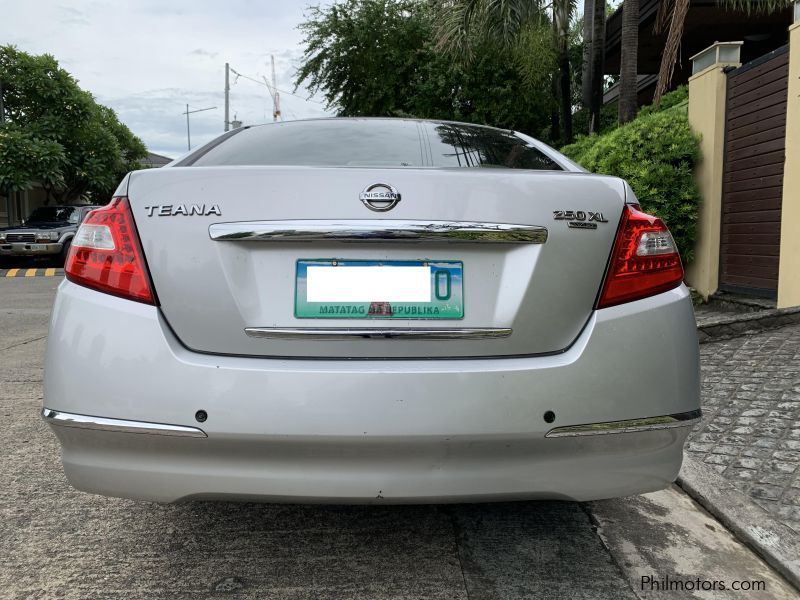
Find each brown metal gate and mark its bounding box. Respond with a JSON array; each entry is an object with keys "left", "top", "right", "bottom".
[{"left": 720, "top": 46, "right": 789, "bottom": 297}]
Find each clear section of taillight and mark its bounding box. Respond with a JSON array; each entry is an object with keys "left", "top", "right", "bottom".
[
  {"left": 73, "top": 224, "right": 116, "bottom": 250},
  {"left": 65, "top": 197, "right": 156, "bottom": 304},
  {"left": 596, "top": 204, "right": 684, "bottom": 309},
  {"left": 636, "top": 231, "right": 677, "bottom": 256}
]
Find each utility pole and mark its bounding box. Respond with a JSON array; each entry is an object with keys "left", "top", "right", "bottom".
[
  {"left": 182, "top": 104, "right": 217, "bottom": 150},
  {"left": 224, "top": 62, "right": 230, "bottom": 132}
]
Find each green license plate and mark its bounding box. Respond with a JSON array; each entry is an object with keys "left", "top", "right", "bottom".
[{"left": 295, "top": 260, "right": 464, "bottom": 319}]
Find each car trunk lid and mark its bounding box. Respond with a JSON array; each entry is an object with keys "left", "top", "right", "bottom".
[{"left": 127, "top": 166, "right": 625, "bottom": 358}]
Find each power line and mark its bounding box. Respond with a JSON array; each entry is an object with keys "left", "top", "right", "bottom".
[{"left": 229, "top": 66, "right": 324, "bottom": 106}]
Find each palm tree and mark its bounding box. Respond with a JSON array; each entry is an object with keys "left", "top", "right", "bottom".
[
  {"left": 588, "top": 0, "right": 606, "bottom": 133},
  {"left": 553, "top": 0, "right": 575, "bottom": 141},
  {"left": 652, "top": 0, "right": 690, "bottom": 104},
  {"left": 653, "top": 0, "right": 793, "bottom": 105},
  {"left": 581, "top": 0, "right": 594, "bottom": 109},
  {"left": 434, "top": 0, "right": 576, "bottom": 144},
  {"left": 618, "top": 0, "right": 640, "bottom": 123}
]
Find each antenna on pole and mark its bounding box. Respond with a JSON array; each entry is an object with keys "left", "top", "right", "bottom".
[{"left": 182, "top": 104, "right": 217, "bottom": 150}]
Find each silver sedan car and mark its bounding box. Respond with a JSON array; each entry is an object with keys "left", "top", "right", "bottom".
[{"left": 42, "top": 118, "right": 701, "bottom": 503}]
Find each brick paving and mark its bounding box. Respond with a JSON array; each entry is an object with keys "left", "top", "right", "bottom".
[{"left": 688, "top": 323, "right": 800, "bottom": 533}]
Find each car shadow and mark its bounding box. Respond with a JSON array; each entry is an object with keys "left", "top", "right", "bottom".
[{"left": 117, "top": 500, "right": 635, "bottom": 599}]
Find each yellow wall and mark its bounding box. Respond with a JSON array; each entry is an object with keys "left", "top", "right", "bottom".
[
  {"left": 686, "top": 61, "right": 739, "bottom": 299},
  {"left": 778, "top": 22, "right": 800, "bottom": 308}
]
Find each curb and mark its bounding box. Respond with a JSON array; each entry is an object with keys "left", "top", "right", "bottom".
[
  {"left": 677, "top": 455, "right": 800, "bottom": 590},
  {"left": 697, "top": 306, "right": 800, "bottom": 344}
]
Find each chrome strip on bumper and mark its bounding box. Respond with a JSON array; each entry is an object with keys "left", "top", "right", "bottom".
[
  {"left": 244, "top": 327, "right": 512, "bottom": 340},
  {"left": 209, "top": 220, "right": 548, "bottom": 244},
  {"left": 41, "top": 408, "right": 207, "bottom": 438},
  {"left": 545, "top": 409, "right": 702, "bottom": 438}
]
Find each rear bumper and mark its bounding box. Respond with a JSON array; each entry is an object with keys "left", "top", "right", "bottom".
[
  {"left": 43, "top": 280, "right": 701, "bottom": 503},
  {"left": 0, "top": 242, "right": 62, "bottom": 256}
]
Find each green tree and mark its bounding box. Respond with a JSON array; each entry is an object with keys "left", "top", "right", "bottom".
[
  {"left": 296, "top": 0, "right": 556, "bottom": 140},
  {"left": 0, "top": 46, "right": 146, "bottom": 204}
]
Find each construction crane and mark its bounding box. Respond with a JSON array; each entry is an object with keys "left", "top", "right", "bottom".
[
  {"left": 262, "top": 55, "right": 281, "bottom": 122},
  {"left": 228, "top": 54, "right": 319, "bottom": 126}
]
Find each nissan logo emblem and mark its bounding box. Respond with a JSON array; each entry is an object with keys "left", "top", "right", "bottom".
[{"left": 359, "top": 183, "right": 401, "bottom": 212}]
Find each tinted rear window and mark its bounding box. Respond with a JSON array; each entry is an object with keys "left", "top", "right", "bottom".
[
  {"left": 27, "top": 206, "right": 77, "bottom": 223},
  {"left": 424, "top": 123, "right": 560, "bottom": 170},
  {"left": 190, "top": 120, "right": 561, "bottom": 170}
]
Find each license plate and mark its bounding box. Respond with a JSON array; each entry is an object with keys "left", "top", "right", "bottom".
[
  {"left": 295, "top": 260, "right": 463, "bottom": 319},
  {"left": 30, "top": 244, "right": 47, "bottom": 250}
]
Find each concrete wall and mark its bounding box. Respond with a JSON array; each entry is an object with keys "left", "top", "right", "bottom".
[
  {"left": 778, "top": 22, "right": 800, "bottom": 309},
  {"left": 685, "top": 60, "right": 739, "bottom": 299}
]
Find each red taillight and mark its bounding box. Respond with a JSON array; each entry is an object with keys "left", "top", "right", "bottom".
[
  {"left": 65, "top": 197, "right": 156, "bottom": 304},
  {"left": 596, "top": 204, "right": 684, "bottom": 309}
]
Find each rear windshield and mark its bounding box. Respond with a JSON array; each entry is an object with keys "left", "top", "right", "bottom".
[{"left": 189, "top": 119, "right": 562, "bottom": 170}]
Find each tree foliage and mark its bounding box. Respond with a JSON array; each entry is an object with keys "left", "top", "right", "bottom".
[
  {"left": 561, "top": 91, "right": 700, "bottom": 262},
  {"left": 0, "top": 46, "right": 147, "bottom": 204},
  {"left": 433, "top": 0, "right": 546, "bottom": 58},
  {"left": 295, "top": 0, "right": 557, "bottom": 141},
  {"left": 432, "top": 0, "right": 576, "bottom": 143}
]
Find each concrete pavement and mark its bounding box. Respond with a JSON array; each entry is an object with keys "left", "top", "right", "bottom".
[{"left": 1, "top": 277, "right": 797, "bottom": 599}]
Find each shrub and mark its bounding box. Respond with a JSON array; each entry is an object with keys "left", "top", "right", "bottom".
[
  {"left": 570, "top": 100, "right": 619, "bottom": 138},
  {"left": 637, "top": 85, "right": 688, "bottom": 118},
  {"left": 560, "top": 106, "right": 701, "bottom": 263}
]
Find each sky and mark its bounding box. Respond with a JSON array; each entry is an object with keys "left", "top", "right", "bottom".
[{"left": 1, "top": 0, "right": 333, "bottom": 158}]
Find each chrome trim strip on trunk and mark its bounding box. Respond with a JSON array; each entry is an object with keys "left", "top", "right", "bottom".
[
  {"left": 41, "top": 408, "right": 207, "bottom": 438},
  {"left": 209, "top": 220, "right": 547, "bottom": 244},
  {"left": 244, "top": 327, "right": 512, "bottom": 340},
  {"left": 544, "top": 409, "right": 702, "bottom": 438}
]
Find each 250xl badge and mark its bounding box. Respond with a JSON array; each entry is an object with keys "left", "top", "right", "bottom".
[{"left": 553, "top": 210, "right": 609, "bottom": 230}]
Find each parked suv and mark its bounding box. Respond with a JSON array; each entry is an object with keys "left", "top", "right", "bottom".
[{"left": 0, "top": 205, "right": 96, "bottom": 266}]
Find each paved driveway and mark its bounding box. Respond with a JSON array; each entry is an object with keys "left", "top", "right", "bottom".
[
  {"left": 688, "top": 326, "right": 800, "bottom": 532},
  {"left": 1, "top": 278, "right": 796, "bottom": 599}
]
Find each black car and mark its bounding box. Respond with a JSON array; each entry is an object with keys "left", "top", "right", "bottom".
[{"left": 0, "top": 205, "right": 97, "bottom": 266}]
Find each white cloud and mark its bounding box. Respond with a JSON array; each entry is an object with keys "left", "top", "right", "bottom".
[{"left": 1, "top": 0, "right": 331, "bottom": 157}]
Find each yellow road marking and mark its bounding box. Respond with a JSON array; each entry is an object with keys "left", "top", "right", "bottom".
[
  {"left": 5, "top": 268, "right": 19, "bottom": 277},
  {"left": 25, "top": 268, "right": 37, "bottom": 277},
  {"left": 45, "top": 268, "right": 56, "bottom": 277}
]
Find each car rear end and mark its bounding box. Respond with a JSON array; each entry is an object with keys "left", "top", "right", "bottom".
[{"left": 42, "top": 119, "right": 700, "bottom": 503}]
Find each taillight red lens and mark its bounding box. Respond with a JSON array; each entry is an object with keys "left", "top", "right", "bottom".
[
  {"left": 65, "top": 197, "right": 156, "bottom": 304},
  {"left": 596, "top": 204, "right": 684, "bottom": 309}
]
